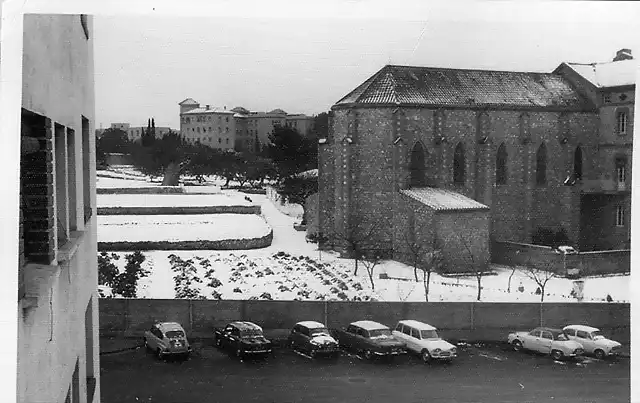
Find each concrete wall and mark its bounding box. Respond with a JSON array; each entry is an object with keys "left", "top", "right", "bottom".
[
  {"left": 104, "top": 153, "right": 132, "bottom": 166},
  {"left": 492, "top": 241, "right": 630, "bottom": 276},
  {"left": 99, "top": 299, "right": 631, "bottom": 346},
  {"left": 97, "top": 205, "right": 261, "bottom": 215},
  {"left": 18, "top": 14, "right": 99, "bottom": 403}
]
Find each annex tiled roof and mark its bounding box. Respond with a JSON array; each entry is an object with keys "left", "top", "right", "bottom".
[
  {"left": 562, "top": 59, "right": 636, "bottom": 88},
  {"left": 401, "top": 187, "right": 489, "bottom": 212},
  {"left": 334, "top": 65, "right": 593, "bottom": 110}
]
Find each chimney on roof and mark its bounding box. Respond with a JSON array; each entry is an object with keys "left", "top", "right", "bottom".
[
  {"left": 613, "top": 48, "right": 633, "bottom": 62},
  {"left": 206, "top": 105, "right": 210, "bottom": 110},
  {"left": 224, "top": 106, "right": 227, "bottom": 110}
]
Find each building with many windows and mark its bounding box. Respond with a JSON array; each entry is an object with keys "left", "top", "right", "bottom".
[
  {"left": 18, "top": 14, "right": 99, "bottom": 403},
  {"left": 179, "top": 99, "right": 315, "bottom": 153},
  {"left": 96, "top": 122, "right": 175, "bottom": 143},
  {"left": 317, "top": 49, "right": 633, "bottom": 272}
]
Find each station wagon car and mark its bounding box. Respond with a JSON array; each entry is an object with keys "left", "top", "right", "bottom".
[
  {"left": 288, "top": 321, "right": 340, "bottom": 358},
  {"left": 214, "top": 321, "right": 273, "bottom": 358},
  {"left": 508, "top": 327, "right": 584, "bottom": 360},
  {"left": 143, "top": 322, "right": 192, "bottom": 360},
  {"left": 563, "top": 325, "right": 623, "bottom": 359},
  {"left": 392, "top": 320, "right": 457, "bottom": 363},
  {"left": 333, "top": 320, "right": 406, "bottom": 360}
]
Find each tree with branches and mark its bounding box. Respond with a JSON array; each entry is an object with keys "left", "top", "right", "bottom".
[
  {"left": 360, "top": 249, "right": 384, "bottom": 291},
  {"left": 327, "top": 215, "right": 385, "bottom": 276},
  {"left": 522, "top": 259, "right": 556, "bottom": 302},
  {"left": 450, "top": 224, "right": 487, "bottom": 302}
]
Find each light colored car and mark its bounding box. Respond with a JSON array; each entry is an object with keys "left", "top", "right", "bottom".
[
  {"left": 392, "top": 320, "right": 457, "bottom": 363},
  {"left": 144, "top": 322, "right": 192, "bottom": 360},
  {"left": 563, "top": 325, "right": 622, "bottom": 359},
  {"left": 508, "top": 327, "right": 584, "bottom": 361}
]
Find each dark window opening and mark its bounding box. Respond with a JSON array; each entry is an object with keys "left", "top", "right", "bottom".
[
  {"left": 536, "top": 143, "right": 547, "bottom": 186},
  {"left": 453, "top": 143, "right": 465, "bottom": 185},
  {"left": 496, "top": 143, "right": 508, "bottom": 185},
  {"left": 573, "top": 146, "right": 583, "bottom": 180},
  {"left": 409, "top": 142, "right": 426, "bottom": 187}
]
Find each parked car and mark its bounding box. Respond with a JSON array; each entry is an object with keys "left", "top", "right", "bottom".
[
  {"left": 507, "top": 327, "right": 584, "bottom": 360},
  {"left": 333, "top": 320, "right": 406, "bottom": 360},
  {"left": 392, "top": 320, "right": 457, "bottom": 363},
  {"left": 555, "top": 245, "right": 578, "bottom": 254},
  {"left": 214, "top": 321, "right": 273, "bottom": 358},
  {"left": 562, "top": 325, "right": 623, "bottom": 359},
  {"left": 143, "top": 322, "right": 192, "bottom": 360},
  {"left": 288, "top": 321, "right": 340, "bottom": 358}
]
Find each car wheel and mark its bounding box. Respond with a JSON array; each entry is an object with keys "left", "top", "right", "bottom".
[
  {"left": 512, "top": 340, "right": 523, "bottom": 352},
  {"left": 421, "top": 350, "right": 432, "bottom": 363},
  {"left": 364, "top": 350, "right": 373, "bottom": 360},
  {"left": 594, "top": 349, "right": 606, "bottom": 360},
  {"left": 551, "top": 350, "right": 563, "bottom": 361}
]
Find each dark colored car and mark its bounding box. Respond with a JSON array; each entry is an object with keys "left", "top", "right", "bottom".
[
  {"left": 288, "top": 321, "right": 340, "bottom": 358},
  {"left": 214, "top": 321, "right": 273, "bottom": 358},
  {"left": 333, "top": 320, "right": 406, "bottom": 360}
]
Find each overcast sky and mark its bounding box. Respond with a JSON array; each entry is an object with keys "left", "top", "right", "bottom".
[{"left": 93, "top": 1, "right": 640, "bottom": 130}]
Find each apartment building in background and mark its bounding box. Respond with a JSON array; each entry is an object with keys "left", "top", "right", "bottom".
[
  {"left": 18, "top": 14, "right": 99, "bottom": 403},
  {"left": 96, "top": 122, "right": 175, "bottom": 142},
  {"left": 179, "top": 98, "right": 315, "bottom": 153}
]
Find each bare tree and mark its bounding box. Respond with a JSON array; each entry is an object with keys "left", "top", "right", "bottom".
[
  {"left": 452, "top": 227, "right": 485, "bottom": 301},
  {"left": 522, "top": 260, "right": 556, "bottom": 302},
  {"left": 506, "top": 250, "right": 521, "bottom": 293},
  {"left": 327, "top": 215, "right": 384, "bottom": 276},
  {"left": 360, "top": 249, "right": 384, "bottom": 291},
  {"left": 417, "top": 249, "right": 444, "bottom": 302},
  {"left": 404, "top": 231, "right": 425, "bottom": 282}
]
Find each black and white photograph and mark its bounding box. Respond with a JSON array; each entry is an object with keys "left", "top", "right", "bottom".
[{"left": 2, "top": 1, "right": 638, "bottom": 402}]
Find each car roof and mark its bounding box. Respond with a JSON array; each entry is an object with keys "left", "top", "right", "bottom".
[
  {"left": 230, "top": 321, "right": 263, "bottom": 331},
  {"left": 157, "top": 322, "right": 184, "bottom": 331},
  {"left": 563, "top": 325, "right": 600, "bottom": 332},
  {"left": 397, "top": 319, "right": 436, "bottom": 331},
  {"left": 351, "top": 320, "right": 388, "bottom": 331},
  {"left": 296, "top": 321, "right": 326, "bottom": 329},
  {"left": 533, "top": 327, "right": 564, "bottom": 334}
]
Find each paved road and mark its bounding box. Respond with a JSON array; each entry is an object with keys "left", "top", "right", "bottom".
[{"left": 100, "top": 341, "right": 630, "bottom": 403}]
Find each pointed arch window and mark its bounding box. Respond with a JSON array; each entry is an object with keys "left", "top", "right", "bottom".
[
  {"left": 573, "top": 146, "right": 583, "bottom": 180},
  {"left": 453, "top": 143, "right": 466, "bottom": 185},
  {"left": 410, "top": 142, "right": 427, "bottom": 187},
  {"left": 496, "top": 143, "right": 508, "bottom": 185},
  {"left": 536, "top": 143, "right": 547, "bottom": 186}
]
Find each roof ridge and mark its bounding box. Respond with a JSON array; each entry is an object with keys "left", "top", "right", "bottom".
[{"left": 385, "top": 64, "right": 555, "bottom": 76}]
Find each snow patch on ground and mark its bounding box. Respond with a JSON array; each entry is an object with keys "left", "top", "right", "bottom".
[{"left": 98, "top": 214, "right": 271, "bottom": 242}]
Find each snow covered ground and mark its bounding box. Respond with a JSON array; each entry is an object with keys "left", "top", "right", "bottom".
[
  {"left": 97, "top": 167, "right": 630, "bottom": 303},
  {"left": 98, "top": 214, "right": 271, "bottom": 242},
  {"left": 98, "top": 193, "right": 251, "bottom": 208}
]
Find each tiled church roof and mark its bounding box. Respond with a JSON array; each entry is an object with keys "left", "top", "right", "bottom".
[
  {"left": 334, "top": 65, "right": 594, "bottom": 111},
  {"left": 401, "top": 188, "right": 489, "bottom": 212}
]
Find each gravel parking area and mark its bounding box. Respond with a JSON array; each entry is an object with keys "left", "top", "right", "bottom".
[{"left": 100, "top": 340, "right": 630, "bottom": 403}]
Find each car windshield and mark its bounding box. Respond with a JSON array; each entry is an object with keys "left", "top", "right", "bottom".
[
  {"left": 420, "top": 330, "right": 439, "bottom": 339},
  {"left": 310, "top": 328, "right": 330, "bottom": 337},
  {"left": 591, "top": 331, "right": 605, "bottom": 340},
  {"left": 241, "top": 330, "right": 263, "bottom": 338},
  {"left": 166, "top": 330, "right": 184, "bottom": 339},
  {"left": 368, "top": 329, "right": 392, "bottom": 339},
  {"left": 554, "top": 333, "right": 569, "bottom": 341}
]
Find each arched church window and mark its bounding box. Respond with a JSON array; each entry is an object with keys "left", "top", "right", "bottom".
[
  {"left": 573, "top": 146, "right": 583, "bottom": 180},
  {"left": 410, "top": 142, "right": 426, "bottom": 187},
  {"left": 496, "top": 143, "right": 508, "bottom": 185},
  {"left": 536, "top": 143, "right": 547, "bottom": 186}
]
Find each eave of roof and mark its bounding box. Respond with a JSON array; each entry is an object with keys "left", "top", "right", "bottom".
[{"left": 401, "top": 188, "right": 489, "bottom": 212}]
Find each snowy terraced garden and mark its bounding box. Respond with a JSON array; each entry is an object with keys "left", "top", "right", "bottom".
[
  {"left": 97, "top": 166, "right": 630, "bottom": 303},
  {"left": 98, "top": 215, "right": 271, "bottom": 243},
  {"left": 98, "top": 193, "right": 252, "bottom": 208}
]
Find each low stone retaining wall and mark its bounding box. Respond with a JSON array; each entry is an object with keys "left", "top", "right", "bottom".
[
  {"left": 98, "top": 187, "right": 184, "bottom": 194},
  {"left": 98, "top": 230, "right": 273, "bottom": 251},
  {"left": 97, "top": 205, "right": 261, "bottom": 215}
]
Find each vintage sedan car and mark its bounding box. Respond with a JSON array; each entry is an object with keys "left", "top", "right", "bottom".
[
  {"left": 143, "top": 322, "right": 192, "bottom": 360},
  {"left": 555, "top": 245, "right": 578, "bottom": 255},
  {"left": 288, "top": 321, "right": 340, "bottom": 358},
  {"left": 392, "top": 320, "right": 457, "bottom": 363},
  {"left": 333, "top": 320, "right": 406, "bottom": 360},
  {"left": 214, "top": 321, "right": 273, "bottom": 358},
  {"left": 508, "top": 327, "right": 584, "bottom": 360},
  {"left": 563, "top": 325, "right": 623, "bottom": 359}
]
